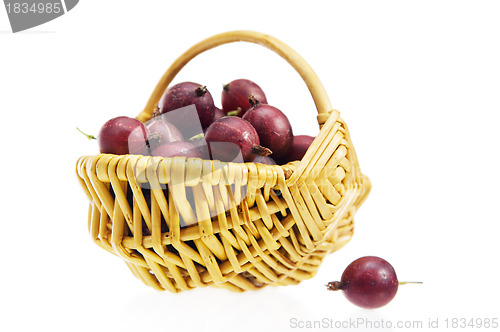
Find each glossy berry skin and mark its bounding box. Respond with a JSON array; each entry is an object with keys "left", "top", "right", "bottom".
[
  {"left": 159, "top": 82, "right": 215, "bottom": 136},
  {"left": 205, "top": 116, "right": 260, "bottom": 162},
  {"left": 146, "top": 119, "right": 183, "bottom": 151},
  {"left": 283, "top": 135, "right": 315, "bottom": 163},
  {"left": 189, "top": 136, "right": 210, "bottom": 160},
  {"left": 242, "top": 104, "right": 293, "bottom": 161},
  {"left": 339, "top": 256, "right": 399, "bottom": 309},
  {"left": 222, "top": 79, "right": 267, "bottom": 117},
  {"left": 151, "top": 141, "right": 202, "bottom": 159},
  {"left": 213, "top": 107, "right": 225, "bottom": 122},
  {"left": 98, "top": 116, "right": 148, "bottom": 155}
]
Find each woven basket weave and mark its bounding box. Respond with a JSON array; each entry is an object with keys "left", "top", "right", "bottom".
[{"left": 76, "top": 30, "right": 371, "bottom": 293}]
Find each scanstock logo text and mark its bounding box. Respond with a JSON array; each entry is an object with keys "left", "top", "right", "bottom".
[{"left": 3, "top": 0, "right": 79, "bottom": 33}]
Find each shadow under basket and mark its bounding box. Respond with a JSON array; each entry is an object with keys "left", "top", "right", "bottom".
[{"left": 76, "top": 30, "right": 371, "bottom": 293}]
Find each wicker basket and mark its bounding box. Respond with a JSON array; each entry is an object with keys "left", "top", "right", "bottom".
[{"left": 76, "top": 30, "right": 371, "bottom": 293}]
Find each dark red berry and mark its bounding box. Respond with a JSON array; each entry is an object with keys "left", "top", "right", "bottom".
[
  {"left": 204, "top": 117, "right": 271, "bottom": 162},
  {"left": 242, "top": 103, "right": 293, "bottom": 161},
  {"left": 151, "top": 141, "right": 202, "bottom": 159},
  {"left": 159, "top": 82, "right": 215, "bottom": 137},
  {"left": 97, "top": 116, "right": 148, "bottom": 155},
  {"left": 222, "top": 79, "right": 267, "bottom": 117},
  {"left": 327, "top": 256, "right": 399, "bottom": 309},
  {"left": 213, "top": 107, "right": 225, "bottom": 122},
  {"left": 146, "top": 118, "right": 183, "bottom": 151},
  {"left": 283, "top": 135, "right": 315, "bottom": 163},
  {"left": 189, "top": 134, "right": 210, "bottom": 160}
]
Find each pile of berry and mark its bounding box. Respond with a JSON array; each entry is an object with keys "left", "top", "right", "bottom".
[
  {"left": 92, "top": 79, "right": 315, "bottom": 165},
  {"left": 83, "top": 80, "right": 421, "bottom": 309}
]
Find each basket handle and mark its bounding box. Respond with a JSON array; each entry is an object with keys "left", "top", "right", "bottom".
[{"left": 136, "top": 30, "right": 334, "bottom": 127}]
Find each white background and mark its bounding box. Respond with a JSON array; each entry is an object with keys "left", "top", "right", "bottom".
[{"left": 1, "top": 1, "right": 499, "bottom": 331}]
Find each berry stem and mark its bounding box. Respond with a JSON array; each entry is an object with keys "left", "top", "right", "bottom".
[
  {"left": 195, "top": 85, "right": 208, "bottom": 96},
  {"left": 190, "top": 133, "right": 205, "bottom": 140},
  {"left": 248, "top": 93, "right": 260, "bottom": 108},
  {"left": 252, "top": 145, "right": 272, "bottom": 157},
  {"left": 326, "top": 281, "right": 344, "bottom": 291},
  {"left": 227, "top": 108, "right": 242, "bottom": 116},
  {"left": 399, "top": 281, "right": 423, "bottom": 285},
  {"left": 77, "top": 127, "right": 96, "bottom": 140},
  {"left": 153, "top": 104, "right": 161, "bottom": 118}
]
